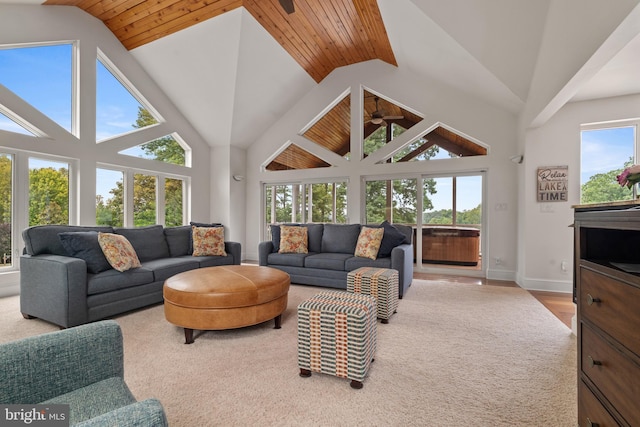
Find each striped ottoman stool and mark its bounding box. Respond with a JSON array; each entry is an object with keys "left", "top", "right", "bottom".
[
  {"left": 297, "top": 290, "right": 377, "bottom": 389},
  {"left": 347, "top": 267, "right": 399, "bottom": 323}
]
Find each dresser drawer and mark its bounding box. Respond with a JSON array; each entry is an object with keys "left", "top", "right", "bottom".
[
  {"left": 581, "top": 323, "right": 640, "bottom": 426},
  {"left": 578, "top": 380, "right": 620, "bottom": 427},
  {"left": 580, "top": 267, "right": 640, "bottom": 355}
]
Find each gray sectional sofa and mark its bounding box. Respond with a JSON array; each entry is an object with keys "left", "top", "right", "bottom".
[
  {"left": 258, "top": 222, "right": 413, "bottom": 298},
  {"left": 20, "top": 224, "right": 241, "bottom": 328}
]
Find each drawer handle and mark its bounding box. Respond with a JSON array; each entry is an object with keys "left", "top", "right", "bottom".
[
  {"left": 588, "top": 355, "right": 602, "bottom": 368},
  {"left": 587, "top": 294, "right": 601, "bottom": 305},
  {"left": 587, "top": 417, "right": 599, "bottom": 427}
]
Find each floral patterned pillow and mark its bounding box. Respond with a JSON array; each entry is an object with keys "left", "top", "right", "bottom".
[
  {"left": 279, "top": 225, "right": 308, "bottom": 254},
  {"left": 97, "top": 232, "right": 141, "bottom": 272},
  {"left": 192, "top": 226, "right": 227, "bottom": 256},
  {"left": 354, "top": 226, "right": 385, "bottom": 260}
]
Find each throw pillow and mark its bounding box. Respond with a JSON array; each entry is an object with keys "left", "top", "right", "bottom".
[
  {"left": 192, "top": 226, "right": 227, "bottom": 256},
  {"left": 97, "top": 232, "right": 141, "bottom": 272},
  {"left": 189, "top": 221, "right": 222, "bottom": 254},
  {"left": 279, "top": 225, "right": 308, "bottom": 254},
  {"left": 354, "top": 226, "right": 385, "bottom": 260},
  {"left": 377, "top": 220, "right": 408, "bottom": 257},
  {"left": 58, "top": 231, "right": 112, "bottom": 274}
]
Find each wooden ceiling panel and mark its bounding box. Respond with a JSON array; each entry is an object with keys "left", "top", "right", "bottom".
[{"left": 43, "top": 0, "right": 396, "bottom": 82}]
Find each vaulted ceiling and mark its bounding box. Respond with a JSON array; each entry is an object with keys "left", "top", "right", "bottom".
[{"left": 5, "top": 0, "right": 640, "bottom": 155}]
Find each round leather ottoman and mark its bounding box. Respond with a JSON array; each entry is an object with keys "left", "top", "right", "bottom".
[{"left": 163, "top": 265, "right": 290, "bottom": 344}]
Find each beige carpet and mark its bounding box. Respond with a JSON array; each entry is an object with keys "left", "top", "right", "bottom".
[{"left": 0, "top": 280, "right": 577, "bottom": 426}]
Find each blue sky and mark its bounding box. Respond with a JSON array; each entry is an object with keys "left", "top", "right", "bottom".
[{"left": 580, "top": 126, "right": 634, "bottom": 185}]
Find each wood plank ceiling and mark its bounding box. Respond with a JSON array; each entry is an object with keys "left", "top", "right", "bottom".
[
  {"left": 42, "top": 0, "right": 396, "bottom": 83},
  {"left": 42, "top": 0, "right": 482, "bottom": 170}
]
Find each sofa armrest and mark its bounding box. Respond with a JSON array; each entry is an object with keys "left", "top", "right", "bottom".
[
  {"left": 224, "top": 241, "right": 242, "bottom": 265},
  {"left": 391, "top": 243, "right": 413, "bottom": 298},
  {"left": 258, "top": 241, "right": 274, "bottom": 266},
  {"left": 74, "top": 399, "right": 169, "bottom": 427},
  {"left": 0, "top": 320, "right": 124, "bottom": 404},
  {"left": 20, "top": 254, "right": 89, "bottom": 328}
]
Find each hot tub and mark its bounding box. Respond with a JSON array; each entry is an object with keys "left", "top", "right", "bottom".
[{"left": 414, "top": 226, "right": 480, "bottom": 266}]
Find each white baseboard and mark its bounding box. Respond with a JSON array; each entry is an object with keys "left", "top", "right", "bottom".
[
  {"left": 486, "top": 268, "right": 517, "bottom": 282},
  {"left": 520, "top": 277, "right": 573, "bottom": 293}
]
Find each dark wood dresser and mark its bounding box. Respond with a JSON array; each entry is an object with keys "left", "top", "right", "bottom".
[{"left": 574, "top": 202, "right": 640, "bottom": 427}]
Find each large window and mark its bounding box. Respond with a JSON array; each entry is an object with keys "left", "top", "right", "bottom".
[
  {"left": 581, "top": 124, "right": 637, "bottom": 203},
  {"left": 365, "top": 178, "right": 418, "bottom": 225}
]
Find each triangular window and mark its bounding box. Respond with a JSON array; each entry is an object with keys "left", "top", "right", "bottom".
[
  {"left": 363, "top": 90, "right": 422, "bottom": 159},
  {"left": 0, "top": 43, "right": 73, "bottom": 133},
  {"left": 119, "top": 132, "right": 187, "bottom": 166},
  {"left": 302, "top": 93, "right": 351, "bottom": 159},
  {"left": 265, "top": 143, "right": 330, "bottom": 171},
  {"left": 0, "top": 109, "right": 35, "bottom": 136},
  {"left": 96, "top": 52, "right": 161, "bottom": 141},
  {"left": 385, "top": 126, "right": 487, "bottom": 163}
]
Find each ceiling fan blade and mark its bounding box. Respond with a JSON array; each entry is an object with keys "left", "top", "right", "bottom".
[
  {"left": 383, "top": 115, "right": 404, "bottom": 120},
  {"left": 279, "top": 0, "right": 295, "bottom": 14}
]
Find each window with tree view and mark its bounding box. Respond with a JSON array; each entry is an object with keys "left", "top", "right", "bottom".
[
  {"left": 29, "top": 158, "right": 69, "bottom": 226},
  {"left": 264, "top": 181, "right": 348, "bottom": 238},
  {"left": 0, "top": 154, "right": 12, "bottom": 267},
  {"left": 581, "top": 125, "right": 636, "bottom": 204}
]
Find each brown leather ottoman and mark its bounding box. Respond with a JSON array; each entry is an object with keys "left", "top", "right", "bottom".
[{"left": 163, "top": 265, "right": 290, "bottom": 344}]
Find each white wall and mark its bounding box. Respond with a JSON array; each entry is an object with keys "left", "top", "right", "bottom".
[
  {"left": 521, "top": 93, "right": 640, "bottom": 292},
  {"left": 244, "top": 60, "right": 520, "bottom": 281}
]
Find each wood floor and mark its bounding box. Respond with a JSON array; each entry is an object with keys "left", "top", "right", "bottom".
[{"left": 413, "top": 272, "right": 575, "bottom": 329}]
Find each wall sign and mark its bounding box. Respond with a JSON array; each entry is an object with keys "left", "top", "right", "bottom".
[{"left": 537, "top": 165, "right": 568, "bottom": 202}]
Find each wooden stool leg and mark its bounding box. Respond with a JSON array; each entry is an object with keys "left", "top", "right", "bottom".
[
  {"left": 274, "top": 314, "right": 282, "bottom": 329},
  {"left": 350, "top": 380, "right": 363, "bottom": 389},
  {"left": 184, "top": 328, "right": 194, "bottom": 344},
  {"left": 299, "top": 368, "right": 311, "bottom": 377}
]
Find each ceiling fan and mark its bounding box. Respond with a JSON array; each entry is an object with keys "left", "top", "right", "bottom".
[{"left": 365, "top": 96, "right": 404, "bottom": 125}]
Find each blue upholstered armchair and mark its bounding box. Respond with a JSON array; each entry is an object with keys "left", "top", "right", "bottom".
[{"left": 0, "top": 320, "right": 168, "bottom": 426}]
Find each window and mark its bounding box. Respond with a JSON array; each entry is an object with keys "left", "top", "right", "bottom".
[
  {"left": 365, "top": 178, "right": 418, "bottom": 225},
  {"left": 264, "top": 181, "right": 348, "bottom": 238},
  {"left": 580, "top": 124, "right": 636, "bottom": 204},
  {"left": 29, "top": 157, "right": 70, "bottom": 226},
  {"left": 0, "top": 153, "right": 12, "bottom": 268},
  {"left": 165, "top": 177, "right": 184, "bottom": 227},
  {"left": 96, "top": 168, "right": 124, "bottom": 227},
  {"left": 0, "top": 43, "right": 73, "bottom": 133},
  {"left": 423, "top": 175, "right": 482, "bottom": 228}
]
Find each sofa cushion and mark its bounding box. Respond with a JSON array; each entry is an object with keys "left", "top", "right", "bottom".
[
  {"left": 354, "top": 226, "right": 384, "bottom": 259},
  {"left": 279, "top": 225, "right": 308, "bottom": 254},
  {"left": 23, "top": 225, "right": 113, "bottom": 256},
  {"left": 376, "top": 221, "right": 409, "bottom": 257},
  {"left": 141, "top": 257, "right": 199, "bottom": 282},
  {"left": 345, "top": 256, "right": 392, "bottom": 271},
  {"left": 304, "top": 253, "right": 353, "bottom": 271},
  {"left": 114, "top": 225, "right": 170, "bottom": 262},
  {"left": 164, "top": 225, "right": 191, "bottom": 257},
  {"left": 267, "top": 252, "right": 310, "bottom": 268},
  {"left": 321, "top": 224, "right": 361, "bottom": 254},
  {"left": 87, "top": 268, "right": 155, "bottom": 295},
  {"left": 98, "top": 233, "right": 141, "bottom": 272},
  {"left": 58, "top": 231, "right": 112, "bottom": 274},
  {"left": 183, "top": 255, "right": 236, "bottom": 268},
  {"left": 192, "top": 226, "right": 227, "bottom": 256}
]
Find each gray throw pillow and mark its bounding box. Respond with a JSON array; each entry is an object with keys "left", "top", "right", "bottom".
[
  {"left": 376, "top": 221, "right": 407, "bottom": 257},
  {"left": 58, "top": 231, "right": 111, "bottom": 274}
]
